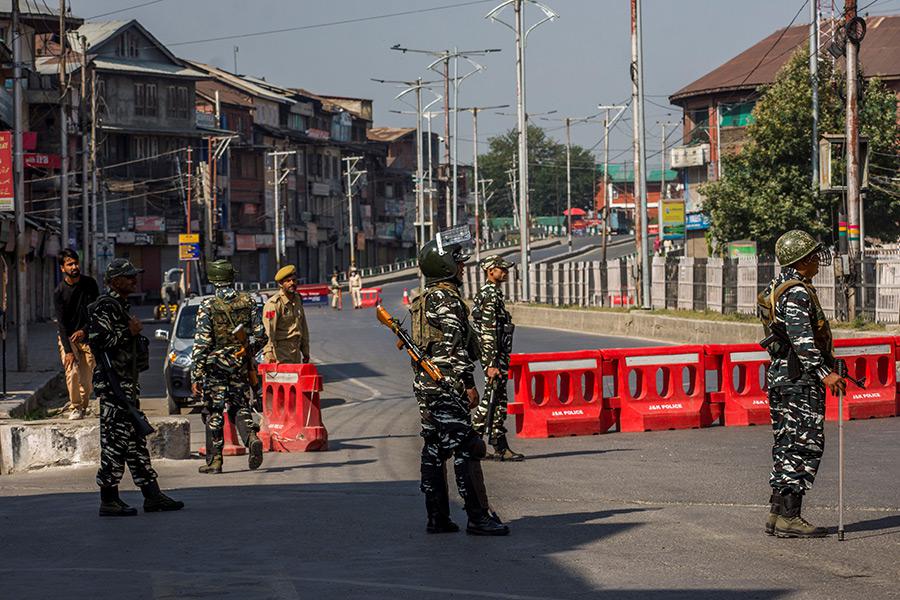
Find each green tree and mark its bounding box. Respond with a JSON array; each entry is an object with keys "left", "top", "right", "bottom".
[
  {"left": 701, "top": 49, "right": 900, "bottom": 252},
  {"left": 477, "top": 124, "right": 598, "bottom": 219}
]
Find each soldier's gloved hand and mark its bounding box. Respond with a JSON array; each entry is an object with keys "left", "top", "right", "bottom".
[
  {"left": 128, "top": 316, "right": 143, "bottom": 336},
  {"left": 486, "top": 367, "right": 500, "bottom": 382},
  {"left": 192, "top": 383, "right": 202, "bottom": 397},
  {"left": 466, "top": 387, "right": 479, "bottom": 409},
  {"left": 823, "top": 371, "right": 846, "bottom": 395},
  {"left": 302, "top": 355, "right": 310, "bottom": 364}
]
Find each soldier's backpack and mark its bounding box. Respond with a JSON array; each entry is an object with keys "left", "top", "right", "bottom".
[
  {"left": 409, "top": 283, "right": 480, "bottom": 359},
  {"left": 757, "top": 278, "right": 832, "bottom": 370},
  {"left": 209, "top": 292, "right": 254, "bottom": 345}
]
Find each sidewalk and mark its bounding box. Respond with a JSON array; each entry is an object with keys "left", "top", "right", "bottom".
[{"left": 0, "top": 319, "right": 66, "bottom": 419}]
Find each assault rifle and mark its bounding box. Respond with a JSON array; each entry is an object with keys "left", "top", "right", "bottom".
[
  {"left": 376, "top": 305, "right": 450, "bottom": 391},
  {"left": 95, "top": 350, "right": 155, "bottom": 438},
  {"left": 232, "top": 323, "right": 260, "bottom": 388}
]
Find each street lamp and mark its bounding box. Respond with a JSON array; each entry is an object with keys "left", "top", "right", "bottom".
[
  {"left": 486, "top": 0, "right": 558, "bottom": 302},
  {"left": 390, "top": 44, "right": 501, "bottom": 227}
]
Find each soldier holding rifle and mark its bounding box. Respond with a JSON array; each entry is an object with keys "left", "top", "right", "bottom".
[
  {"left": 380, "top": 227, "right": 508, "bottom": 536},
  {"left": 192, "top": 260, "right": 268, "bottom": 474},
  {"left": 89, "top": 259, "right": 183, "bottom": 517}
]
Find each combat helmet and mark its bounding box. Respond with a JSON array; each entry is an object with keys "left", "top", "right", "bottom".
[
  {"left": 418, "top": 239, "right": 470, "bottom": 285},
  {"left": 775, "top": 230, "right": 826, "bottom": 267},
  {"left": 206, "top": 259, "right": 236, "bottom": 284}
]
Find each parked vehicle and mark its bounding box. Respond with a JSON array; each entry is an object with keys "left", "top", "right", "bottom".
[{"left": 155, "top": 291, "right": 270, "bottom": 414}]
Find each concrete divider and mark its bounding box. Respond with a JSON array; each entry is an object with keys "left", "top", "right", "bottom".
[
  {"left": 507, "top": 304, "right": 892, "bottom": 345},
  {"left": 0, "top": 416, "right": 191, "bottom": 474}
]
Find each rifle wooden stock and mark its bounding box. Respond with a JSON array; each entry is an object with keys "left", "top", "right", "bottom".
[
  {"left": 233, "top": 325, "right": 259, "bottom": 387},
  {"left": 377, "top": 305, "right": 446, "bottom": 385}
]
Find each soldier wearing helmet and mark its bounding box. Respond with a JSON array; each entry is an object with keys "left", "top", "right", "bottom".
[
  {"left": 471, "top": 255, "right": 523, "bottom": 461},
  {"left": 759, "top": 230, "right": 844, "bottom": 539},
  {"left": 410, "top": 233, "right": 509, "bottom": 536},
  {"left": 192, "top": 260, "right": 268, "bottom": 474}
]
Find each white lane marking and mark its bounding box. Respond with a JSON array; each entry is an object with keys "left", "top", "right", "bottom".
[{"left": 312, "top": 357, "right": 382, "bottom": 404}]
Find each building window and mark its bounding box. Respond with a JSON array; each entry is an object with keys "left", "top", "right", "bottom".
[
  {"left": 324, "top": 154, "right": 331, "bottom": 179},
  {"left": 134, "top": 83, "right": 144, "bottom": 115},
  {"left": 316, "top": 154, "right": 323, "bottom": 179},
  {"left": 176, "top": 86, "right": 189, "bottom": 118},
  {"left": 689, "top": 108, "right": 710, "bottom": 144},
  {"left": 116, "top": 35, "right": 126, "bottom": 57},
  {"left": 166, "top": 85, "right": 176, "bottom": 117},
  {"left": 146, "top": 83, "right": 157, "bottom": 116}
]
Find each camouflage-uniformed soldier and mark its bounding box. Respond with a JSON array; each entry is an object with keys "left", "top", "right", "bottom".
[
  {"left": 89, "top": 259, "right": 183, "bottom": 517},
  {"left": 471, "top": 255, "right": 523, "bottom": 461},
  {"left": 759, "top": 230, "right": 845, "bottom": 538},
  {"left": 262, "top": 265, "right": 310, "bottom": 364},
  {"left": 411, "top": 239, "right": 509, "bottom": 536},
  {"left": 192, "top": 260, "right": 268, "bottom": 474}
]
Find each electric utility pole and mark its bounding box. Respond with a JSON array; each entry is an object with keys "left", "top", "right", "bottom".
[
  {"left": 58, "top": 0, "right": 69, "bottom": 249},
  {"left": 810, "top": 0, "right": 819, "bottom": 189},
  {"left": 598, "top": 104, "right": 628, "bottom": 273},
  {"left": 268, "top": 150, "right": 295, "bottom": 270},
  {"left": 458, "top": 104, "right": 508, "bottom": 261},
  {"left": 342, "top": 155, "right": 365, "bottom": 269},
  {"left": 80, "top": 34, "right": 90, "bottom": 276},
  {"left": 12, "top": 0, "right": 27, "bottom": 369}
]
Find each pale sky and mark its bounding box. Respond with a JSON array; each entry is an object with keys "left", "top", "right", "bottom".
[{"left": 70, "top": 0, "right": 900, "bottom": 166}]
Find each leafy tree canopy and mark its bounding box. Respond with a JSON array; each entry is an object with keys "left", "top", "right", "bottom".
[
  {"left": 701, "top": 49, "right": 900, "bottom": 253},
  {"left": 477, "top": 124, "right": 598, "bottom": 219}
]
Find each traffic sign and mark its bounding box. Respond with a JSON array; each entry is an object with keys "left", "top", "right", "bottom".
[{"left": 179, "top": 233, "right": 201, "bottom": 261}]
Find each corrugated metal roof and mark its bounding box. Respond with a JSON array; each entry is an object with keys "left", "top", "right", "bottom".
[
  {"left": 671, "top": 14, "right": 900, "bottom": 103},
  {"left": 367, "top": 127, "right": 415, "bottom": 143},
  {"left": 70, "top": 20, "right": 129, "bottom": 50},
  {"left": 93, "top": 57, "right": 204, "bottom": 78},
  {"left": 186, "top": 61, "right": 294, "bottom": 105},
  {"left": 197, "top": 80, "right": 254, "bottom": 107}
]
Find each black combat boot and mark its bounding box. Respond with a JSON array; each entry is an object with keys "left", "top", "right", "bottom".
[
  {"left": 765, "top": 490, "right": 781, "bottom": 536},
  {"left": 491, "top": 435, "right": 525, "bottom": 462},
  {"left": 247, "top": 431, "right": 264, "bottom": 471},
  {"left": 425, "top": 470, "right": 459, "bottom": 534},
  {"left": 456, "top": 460, "right": 509, "bottom": 536},
  {"left": 99, "top": 486, "right": 138, "bottom": 517},
  {"left": 199, "top": 427, "right": 223, "bottom": 474},
  {"left": 774, "top": 491, "right": 827, "bottom": 538},
  {"left": 140, "top": 480, "right": 185, "bottom": 513}
]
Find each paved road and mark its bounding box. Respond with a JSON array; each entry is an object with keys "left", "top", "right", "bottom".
[{"left": 1, "top": 293, "right": 898, "bottom": 599}]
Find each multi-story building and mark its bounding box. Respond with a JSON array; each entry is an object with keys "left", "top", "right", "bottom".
[{"left": 668, "top": 14, "right": 900, "bottom": 256}]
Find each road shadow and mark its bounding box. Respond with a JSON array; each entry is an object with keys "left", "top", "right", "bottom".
[
  {"left": 317, "top": 362, "right": 383, "bottom": 382},
  {"left": 521, "top": 448, "right": 637, "bottom": 461},
  {"left": 320, "top": 397, "right": 347, "bottom": 409},
  {"left": 824, "top": 513, "right": 900, "bottom": 539},
  {"left": 0, "top": 480, "right": 792, "bottom": 599}
]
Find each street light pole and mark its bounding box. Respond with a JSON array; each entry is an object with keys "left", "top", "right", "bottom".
[
  {"left": 342, "top": 155, "right": 366, "bottom": 269},
  {"left": 12, "top": 0, "right": 27, "bottom": 369},
  {"left": 596, "top": 104, "right": 626, "bottom": 272},
  {"left": 486, "top": 0, "right": 557, "bottom": 302}
]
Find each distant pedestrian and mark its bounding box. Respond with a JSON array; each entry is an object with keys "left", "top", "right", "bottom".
[
  {"left": 349, "top": 267, "right": 363, "bottom": 309},
  {"left": 262, "top": 265, "right": 310, "bottom": 364},
  {"left": 89, "top": 258, "right": 183, "bottom": 516},
  {"left": 330, "top": 269, "right": 342, "bottom": 310},
  {"left": 53, "top": 249, "right": 99, "bottom": 420}
]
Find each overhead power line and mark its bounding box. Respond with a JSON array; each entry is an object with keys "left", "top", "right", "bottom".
[
  {"left": 165, "top": 0, "right": 496, "bottom": 48},
  {"left": 87, "top": 0, "right": 166, "bottom": 19}
]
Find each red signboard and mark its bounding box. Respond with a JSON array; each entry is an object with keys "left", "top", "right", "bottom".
[
  {"left": 0, "top": 132, "right": 13, "bottom": 212},
  {"left": 236, "top": 234, "right": 257, "bottom": 251},
  {"left": 24, "top": 153, "right": 61, "bottom": 170}
]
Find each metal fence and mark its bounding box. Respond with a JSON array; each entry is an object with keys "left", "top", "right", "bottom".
[{"left": 461, "top": 253, "right": 900, "bottom": 324}]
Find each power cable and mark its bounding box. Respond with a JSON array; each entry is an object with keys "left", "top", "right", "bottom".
[{"left": 87, "top": 0, "right": 166, "bottom": 19}]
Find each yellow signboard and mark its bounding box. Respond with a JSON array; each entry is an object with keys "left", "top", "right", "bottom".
[
  {"left": 178, "top": 233, "right": 200, "bottom": 261},
  {"left": 662, "top": 200, "right": 685, "bottom": 240}
]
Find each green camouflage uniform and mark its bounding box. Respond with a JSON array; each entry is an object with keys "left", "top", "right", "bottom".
[
  {"left": 89, "top": 290, "right": 157, "bottom": 489},
  {"left": 413, "top": 281, "right": 491, "bottom": 517},
  {"left": 191, "top": 285, "right": 267, "bottom": 457},
  {"left": 762, "top": 266, "right": 833, "bottom": 494},
  {"left": 471, "top": 280, "right": 514, "bottom": 442}
]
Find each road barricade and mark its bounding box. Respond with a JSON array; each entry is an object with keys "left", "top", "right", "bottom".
[
  {"left": 826, "top": 337, "right": 898, "bottom": 421},
  {"left": 602, "top": 345, "right": 718, "bottom": 432},
  {"left": 507, "top": 350, "right": 612, "bottom": 438},
  {"left": 295, "top": 284, "right": 330, "bottom": 306},
  {"left": 705, "top": 344, "right": 771, "bottom": 427},
  {"left": 199, "top": 412, "right": 247, "bottom": 456},
  {"left": 258, "top": 363, "right": 328, "bottom": 451},
  {"left": 359, "top": 287, "right": 382, "bottom": 308}
]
